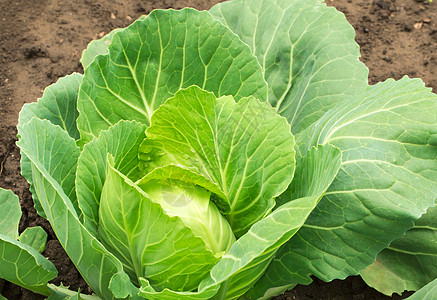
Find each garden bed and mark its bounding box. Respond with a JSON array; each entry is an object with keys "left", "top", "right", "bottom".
[{"left": 0, "top": 0, "right": 435, "bottom": 299}]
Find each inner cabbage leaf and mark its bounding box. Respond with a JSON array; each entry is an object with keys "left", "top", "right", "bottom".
[
  {"left": 138, "top": 86, "right": 296, "bottom": 237},
  {"left": 99, "top": 156, "right": 221, "bottom": 292},
  {"left": 139, "top": 179, "right": 235, "bottom": 255}
]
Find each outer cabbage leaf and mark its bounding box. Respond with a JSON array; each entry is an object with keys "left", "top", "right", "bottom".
[
  {"left": 0, "top": 187, "right": 21, "bottom": 239},
  {"left": 0, "top": 188, "right": 57, "bottom": 296},
  {"left": 18, "top": 73, "right": 82, "bottom": 140},
  {"left": 17, "top": 73, "right": 82, "bottom": 217},
  {"left": 17, "top": 118, "right": 138, "bottom": 299},
  {"left": 210, "top": 0, "right": 368, "bottom": 134},
  {"left": 76, "top": 120, "right": 147, "bottom": 234},
  {"left": 18, "top": 106, "right": 81, "bottom": 219},
  {"left": 80, "top": 16, "right": 147, "bottom": 69},
  {"left": 80, "top": 28, "right": 122, "bottom": 69},
  {"left": 200, "top": 195, "right": 320, "bottom": 299},
  {"left": 276, "top": 144, "right": 342, "bottom": 207},
  {"left": 138, "top": 194, "right": 320, "bottom": 300},
  {"left": 406, "top": 277, "right": 437, "bottom": 300},
  {"left": 247, "top": 144, "right": 342, "bottom": 299},
  {"left": 19, "top": 226, "right": 48, "bottom": 253},
  {"left": 46, "top": 284, "right": 102, "bottom": 300},
  {"left": 0, "top": 234, "right": 57, "bottom": 296},
  {"left": 139, "top": 86, "right": 295, "bottom": 236},
  {"left": 268, "top": 77, "right": 437, "bottom": 290},
  {"left": 77, "top": 8, "right": 268, "bottom": 143},
  {"left": 138, "top": 277, "right": 220, "bottom": 300},
  {"left": 99, "top": 156, "right": 219, "bottom": 291},
  {"left": 361, "top": 204, "right": 437, "bottom": 295}
]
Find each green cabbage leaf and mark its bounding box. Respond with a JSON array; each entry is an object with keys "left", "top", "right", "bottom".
[{"left": 0, "top": 188, "right": 57, "bottom": 296}]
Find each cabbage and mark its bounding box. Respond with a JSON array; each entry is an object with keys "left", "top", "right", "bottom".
[{"left": 7, "top": 0, "right": 437, "bottom": 299}]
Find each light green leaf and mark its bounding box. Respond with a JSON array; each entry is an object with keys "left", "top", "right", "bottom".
[
  {"left": 139, "top": 86, "right": 295, "bottom": 236},
  {"left": 17, "top": 72, "right": 83, "bottom": 217},
  {"left": 108, "top": 272, "right": 139, "bottom": 299},
  {"left": 19, "top": 226, "right": 48, "bottom": 253},
  {"left": 210, "top": 0, "right": 368, "bottom": 134},
  {"left": 99, "top": 156, "right": 218, "bottom": 291},
  {"left": 200, "top": 195, "right": 320, "bottom": 300},
  {"left": 47, "top": 284, "right": 101, "bottom": 300},
  {"left": 0, "top": 188, "right": 21, "bottom": 239},
  {"left": 80, "top": 28, "right": 122, "bottom": 69},
  {"left": 17, "top": 118, "right": 138, "bottom": 299},
  {"left": 276, "top": 144, "right": 342, "bottom": 207},
  {"left": 361, "top": 204, "right": 437, "bottom": 295},
  {"left": 77, "top": 8, "right": 268, "bottom": 144},
  {"left": 138, "top": 277, "right": 220, "bottom": 300},
  {"left": 139, "top": 178, "right": 235, "bottom": 255},
  {"left": 18, "top": 73, "right": 83, "bottom": 218},
  {"left": 18, "top": 116, "right": 81, "bottom": 219},
  {"left": 0, "top": 233, "right": 57, "bottom": 296},
  {"left": 0, "top": 188, "right": 57, "bottom": 296},
  {"left": 406, "top": 277, "right": 437, "bottom": 300},
  {"left": 76, "top": 120, "right": 147, "bottom": 235},
  {"left": 18, "top": 73, "right": 83, "bottom": 140},
  {"left": 137, "top": 165, "right": 226, "bottom": 202},
  {"left": 138, "top": 195, "right": 319, "bottom": 300},
  {"left": 278, "top": 77, "right": 437, "bottom": 287},
  {"left": 80, "top": 16, "right": 147, "bottom": 70},
  {"left": 246, "top": 144, "right": 342, "bottom": 299},
  {"left": 20, "top": 152, "right": 46, "bottom": 218}
]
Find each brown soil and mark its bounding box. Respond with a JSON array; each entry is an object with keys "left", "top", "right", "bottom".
[{"left": 0, "top": 0, "right": 435, "bottom": 299}]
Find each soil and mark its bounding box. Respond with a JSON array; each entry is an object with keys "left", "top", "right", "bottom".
[{"left": 0, "top": 0, "right": 435, "bottom": 299}]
